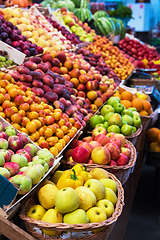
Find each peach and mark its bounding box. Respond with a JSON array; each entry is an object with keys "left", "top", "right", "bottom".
[
  {"left": 79, "top": 74, "right": 88, "bottom": 84},
  {"left": 94, "top": 97, "right": 103, "bottom": 107},
  {"left": 87, "top": 91, "right": 97, "bottom": 101}
]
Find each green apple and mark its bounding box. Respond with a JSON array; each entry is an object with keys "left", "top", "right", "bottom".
[
  {"left": 107, "top": 96, "right": 120, "bottom": 106},
  {"left": 27, "top": 204, "right": 46, "bottom": 220},
  {"left": 107, "top": 125, "right": 120, "bottom": 133},
  {"left": 55, "top": 187, "right": 79, "bottom": 214},
  {"left": 133, "top": 116, "right": 141, "bottom": 128},
  {"left": 132, "top": 126, "right": 137, "bottom": 133},
  {"left": 0, "top": 167, "right": 10, "bottom": 178},
  {"left": 132, "top": 111, "right": 140, "bottom": 117},
  {"left": 113, "top": 103, "right": 125, "bottom": 113},
  {"left": 121, "top": 109, "right": 133, "bottom": 117},
  {"left": 0, "top": 138, "right": 8, "bottom": 150},
  {"left": 121, "top": 124, "right": 132, "bottom": 136},
  {"left": 5, "top": 126, "right": 16, "bottom": 137},
  {"left": 63, "top": 209, "right": 89, "bottom": 224},
  {"left": 99, "top": 115, "right": 104, "bottom": 122},
  {"left": 103, "top": 121, "right": 109, "bottom": 130},
  {"left": 41, "top": 209, "right": 63, "bottom": 236},
  {"left": 0, "top": 155, "right": 5, "bottom": 166},
  {"left": 99, "top": 179, "right": 117, "bottom": 193},
  {"left": 128, "top": 107, "right": 137, "bottom": 112},
  {"left": 96, "top": 199, "right": 114, "bottom": 218},
  {"left": 37, "top": 149, "right": 54, "bottom": 167},
  {"left": 121, "top": 115, "right": 133, "bottom": 126},
  {"left": 104, "top": 112, "right": 114, "bottom": 122},
  {"left": 11, "top": 154, "right": 28, "bottom": 168},
  {"left": 89, "top": 115, "right": 103, "bottom": 128},
  {"left": 32, "top": 158, "right": 49, "bottom": 173},
  {"left": 84, "top": 179, "right": 105, "bottom": 201},
  {"left": 95, "top": 123, "right": 107, "bottom": 130},
  {"left": 33, "top": 164, "right": 45, "bottom": 178},
  {"left": 10, "top": 174, "right": 32, "bottom": 195},
  {"left": 25, "top": 165, "right": 42, "bottom": 185},
  {"left": 75, "top": 186, "right": 97, "bottom": 211},
  {"left": 108, "top": 113, "right": 122, "bottom": 127},
  {"left": 100, "top": 104, "right": 114, "bottom": 116},
  {"left": 105, "top": 187, "right": 118, "bottom": 206},
  {"left": 86, "top": 207, "right": 107, "bottom": 223},
  {"left": 20, "top": 166, "right": 28, "bottom": 172}
]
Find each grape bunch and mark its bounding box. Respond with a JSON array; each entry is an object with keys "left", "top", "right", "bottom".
[{"left": 0, "top": 50, "right": 15, "bottom": 68}]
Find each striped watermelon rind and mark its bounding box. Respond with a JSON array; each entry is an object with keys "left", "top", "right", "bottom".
[
  {"left": 93, "top": 10, "right": 109, "bottom": 20},
  {"left": 117, "top": 19, "right": 126, "bottom": 39},
  {"left": 110, "top": 17, "right": 121, "bottom": 36},
  {"left": 94, "top": 17, "right": 114, "bottom": 36},
  {"left": 80, "top": 0, "right": 90, "bottom": 9},
  {"left": 73, "top": 8, "right": 92, "bottom": 22}
]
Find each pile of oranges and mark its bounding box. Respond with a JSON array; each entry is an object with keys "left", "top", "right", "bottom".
[
  {"left": 113, "top": 90, "right": 152, "bottom": 116},
  {"left": 146, "top": 127, "right": 160, "bottom": 152},
  {"left": 0, "top": 72, "right": 81, "bottom": 157}
]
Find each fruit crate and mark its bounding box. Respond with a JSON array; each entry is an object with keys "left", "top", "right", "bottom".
[
  {"left": 0, "top": 116, "right": 62, "bottom": 214},
  {"left": 19, "top": 170, "right": 124, "bottom": 240}
]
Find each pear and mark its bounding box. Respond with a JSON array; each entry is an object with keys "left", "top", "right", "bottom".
[{"left": 63, "top": 209, "right": 89, "bottom": 224}]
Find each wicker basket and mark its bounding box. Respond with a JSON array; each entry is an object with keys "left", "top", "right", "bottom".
[
  {"left": 62, "top": 139, "right": 137, "bottom": 185},
  {"left": 19, "top": 172, "right": 124, "bottom": 240},
  {"left": 140, "top": 110, "right": 154, "bottom": 130},
  {"left": 125, "top": 124, "right": 143, "bottom": 145}
]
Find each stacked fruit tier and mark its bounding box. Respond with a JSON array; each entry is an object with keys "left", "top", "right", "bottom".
[
  {"left": 52, "top": 8, "right": 96, "bottom": 43},
  {"left": 85, "top": 36, "right": 135, "bottom": 80},
  {"left": 118, "top": 37, "right": 160, "bottom": 70},
  {"left": 19, "top": 166, "right": 124, "bottom": 240},
  {"left": 0, "top": 14, "right": 42, "bottom": 57},
  {"left": 0, "top": 50, "right": 16, "bottom": 70},
  {"left": 2, "top": 7, "right": 76, "bottom": 54}
]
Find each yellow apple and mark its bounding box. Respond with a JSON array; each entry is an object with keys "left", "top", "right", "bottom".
[
  {"left": 90, "top": 168, "right": 109, "bottom": 180},
  {"left": 38, "top": 184, "right": 59, "bottom": 209},
  {"left": 84, "top": 179, "right": 105, "bottom": 201},
  {"left": 41, "top": 208, "right": 63, "bottom": 236},
  {"left": 96, "top": 199, "right": 114, "bottom": 218},
  {"left": 63, "top": 209, "right": 89, "bottom": 224},
  {"left": 104, "top": 187, "right": 118, "bottom": 206},
  {"left": 99, "top": 179, "right": 117, "bottom": 193},
  {"left": 75, "top": 186, "right": 97, "bottom": 211},
  {"left": 86, "top": 207, "right": 107, "bottom": 223},
  {"left": 27, "top": 204, "right": 46, "bottom": 220}
]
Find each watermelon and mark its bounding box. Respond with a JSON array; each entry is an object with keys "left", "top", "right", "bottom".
[
  {"left": 110, "top": 17, "right": 121, "bottom": 36},
  {"left": 71, "top": 0, "right": 81, "bottom": 8},
  {"left": 106, "top": 18, "right": 116, "bottom": 34},
  {"left": 73, "top": 8, "right": 92, "bottom": 22},
  {"left": 94, "top": 17, "right": 115, "bottom": 36},
  {"left": 117, "top": 19, "right": 126, "bottom": 39},
  {"left": 93, "top": 10, "right": 109, "bottom": 20},
  {"left": 80, "top": 0, "right": 90, "bottom": 9}
]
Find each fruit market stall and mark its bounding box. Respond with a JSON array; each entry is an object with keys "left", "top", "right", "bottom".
[{"left": 0, "top": 2, "right": 159, "bottom": 240}]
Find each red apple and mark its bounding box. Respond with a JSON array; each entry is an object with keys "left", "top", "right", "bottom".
[
  {"left": 91, "top": 146, "right": 111, "bottom": 165},
  {"left": 92, "top": 127, "right": 107, "bottom": 139},
  {"left": 116, "top": 153, "right": 129, "bottom": 166},
  {"left": 82, "top": 136, "right": 93, "bottom": 143},
  {"left": 94, "top": 134, "right": 110, "bottom": 146},
  {"left": 8, "top": 136, "right": 23, "bottom": 152},
  {"left": 104, "top": 143, "right": 120, "bottom": 160},
  {"left": 79, "top": 142, "right": 93, "bottom": 154},
  {"left": 109, "top": 138, "right": 121, "bottom": 149},
  {"left": 16, "top": 149, "right": 32, "bottom": 162},
  {"left": 4, "top": 162, "right": 20, "bottom": 176},
  {"left": 120, "top": 147, "right": 131, "bottom": 159},
  {"left": 89, "top": 140, "right": 102, "bottom": 149},
  {"left": 72, "top": 146, "right": 90, "bottom": 163}
]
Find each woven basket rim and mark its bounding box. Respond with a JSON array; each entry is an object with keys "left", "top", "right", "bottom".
[
  {"left": 140, "top": 110, "right": 154, "bottom": 120},
  {"left": 19, "top": 172, "right": 124, "bottom": 232},
  {"left": 62, "top": 139, "right": 136, "bottom": 171},
  {"left": 125, "top": 124, "right": 142, "bottom": 140}
]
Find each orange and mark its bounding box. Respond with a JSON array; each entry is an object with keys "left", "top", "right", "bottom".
[
  {"left": 142, "top": 100, "right": 151, "bottom": 112},
  {"left": 157, "top": 132, "right": 160, "bottom": 144},
  {"left": 113, "top": 92, "right": 121, "bottom": 100},
  {"left": 139, "top": 110, "right": 148, "bottom": 116},
  {"left": 121, "top": 91, "right": 133, "bottom": 101},
  {"left": 131, "top": 98, "right": 143, "bottom": 112},
  {"left": 147, "top": 128, "right": 160, "bottom": 142},
  {"left": 26, "top": 121, "right": 37, "bottom": 133},
  {"left": 120, "top": 100, "right": 131, "bottom": 109}
]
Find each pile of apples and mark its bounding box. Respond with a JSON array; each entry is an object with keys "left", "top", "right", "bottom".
[
  {"left": 85, "top": 36, "right": 135, "bottom": 80},
  {"left": 0, "top": 121, "right": 54, "bottom": 195},
  {"left": 2, "top": 7, "right": 75, "bottom": 53},
  {"left": 26, "top": 165, "right": 119, "bottom": 237},
  {"left": 53, "top": 8, "right": 96, "bottom": 42},
  {"left": 0, "top": 72, "right": 83, "bottom": 157},
  {"left": 89, "top": 96, "right": 142, "bottom": 136},
  {"left": 64, "top": 131, "right": 131, "bottom": 167},
  {"left": 118, "top": 37, "right": 160, "bottom": 62}
]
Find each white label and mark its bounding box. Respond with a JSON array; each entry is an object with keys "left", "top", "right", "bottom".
[{"left": 0, "top": 41, "right": 25, "bottom": 65}]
